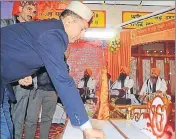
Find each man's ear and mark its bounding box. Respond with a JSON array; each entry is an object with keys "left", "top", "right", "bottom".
[
  {"left": 19, "top": 6, "right": 22, "bottom": 13},
  {"left": 64, "top": 16, "right": 74, "bottom": 26}
]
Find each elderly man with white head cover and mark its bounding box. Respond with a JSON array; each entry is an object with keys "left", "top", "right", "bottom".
[{"left": 1, "top": 1, "right": 105, "bottom": 139}]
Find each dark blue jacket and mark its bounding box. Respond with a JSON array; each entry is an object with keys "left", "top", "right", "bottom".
[{"left": 1, "top": 19, "right": 88, "bottom": 126}]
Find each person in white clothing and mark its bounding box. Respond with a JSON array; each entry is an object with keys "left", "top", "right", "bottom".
[
  {"left": 78, "top": 68, "right": 96, "bottom": 103},
  {"left": 139, "top": 68, "right": 167, "bottom": 103},
  {"left": 111, "top": 66, "right": 139, "bottom": 104}
]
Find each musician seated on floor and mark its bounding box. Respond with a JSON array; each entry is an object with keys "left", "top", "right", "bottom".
[
  {"left": 138, "top": 68, "right": 167, "bottom": 104},
  {"left": 77, "top": 68, "right": 96, "bottom": 103},
  {"left": 110, "top": 66, "right": 139, "bottom": 104}
]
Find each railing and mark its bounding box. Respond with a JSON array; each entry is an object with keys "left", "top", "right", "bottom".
[{"left": 109, "top": 104, "right": 148, "bottom": 120}]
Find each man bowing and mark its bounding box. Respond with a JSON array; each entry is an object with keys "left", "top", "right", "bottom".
[{"left": 1, "top": 1, "right": 105, "bottom": 139}]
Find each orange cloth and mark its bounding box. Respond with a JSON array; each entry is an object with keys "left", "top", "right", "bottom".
[
  {"left": 108, "top": 30, "right": 131, "bottom": 81},
  {"left": 120, "top": 66, "right": 129, "bottom": 75},
  {"left": 97, "top": 67, "right": 110, "bottom": 120},
  {"left": 151, "top": 68, "right": 160, "bottom": 76},
  {"left": 86, "top": 68, "right": 92, "bottom": 76}
]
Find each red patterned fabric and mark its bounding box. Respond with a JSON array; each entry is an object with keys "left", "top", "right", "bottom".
[{"left": 22, "top": 123, "right": 64, "bottom": 139}]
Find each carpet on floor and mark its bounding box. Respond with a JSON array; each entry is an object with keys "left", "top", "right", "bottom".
[{"left": 21, "top": 123, "right": 65, "bottom": 139}]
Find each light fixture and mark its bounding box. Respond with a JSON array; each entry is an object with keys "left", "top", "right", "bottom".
[
  {"left": 160, "top": 50, "right": 163, "bottom": 53},
  {"left": 154, "top": 51, "right": 156, "bottom": 53},
  {"left": 147, "top": 50, "right": 149, "bottom": 53},
  {"left": 84, "top": 28, "right": 122, "bottom": 40}
]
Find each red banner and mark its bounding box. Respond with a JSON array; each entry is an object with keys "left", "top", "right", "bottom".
[
  {"left": 12, "top": 1, "right": 106, "bottom": 28},
  {"left": 67, "top": 41, "right": 107, "bottom": 85},
  {"left": 131, "top": 19, "right": 175, "bottom": 38},
  {"left": 12, "top": 1, "right": 70, "bottom": 19},
  {"left": 37, "top": 1, "right": 70, "bottom": 20}
]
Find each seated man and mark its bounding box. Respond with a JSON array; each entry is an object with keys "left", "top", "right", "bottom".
[
  {"left": 111, "top": 66, "right": 139, "bottom": 104},
  {"left": 139, "top": 68, "right": 167, "bottom": 104},
  {"left": 78, "top": 68, "right": 96, "bottom": 103}
]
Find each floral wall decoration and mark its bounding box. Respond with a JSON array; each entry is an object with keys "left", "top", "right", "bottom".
[{"left": 108, "top": 37, "right": 121, "bottom": 52}]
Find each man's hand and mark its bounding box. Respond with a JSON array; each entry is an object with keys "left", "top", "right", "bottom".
[
  {"left": 83, "top": 128, "right": 106, "bottom": 139},
  {"left": 18, "top": 76, "right": 32, "bottom": 86}
]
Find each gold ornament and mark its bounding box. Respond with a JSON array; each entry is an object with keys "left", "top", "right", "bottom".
[{"left": 108, "top": 37, "right": 120, "bottom": 52}]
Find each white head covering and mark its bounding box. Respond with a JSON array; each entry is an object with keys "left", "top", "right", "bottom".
[{"left": 66, "top": 1, "right": 93, "bottom": 22}]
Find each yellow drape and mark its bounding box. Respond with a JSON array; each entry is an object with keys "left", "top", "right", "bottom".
[{"left": 97, "top": 67, "right": 110, "bottom": 119}]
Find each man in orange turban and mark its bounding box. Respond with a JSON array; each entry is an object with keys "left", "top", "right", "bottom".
[
  {"left": 78, "top": 68, "right": 96, "bottom": 103},
  {"left": 151, "top": 68, "right": 160, "bottom": 77},
  {"left": 85, "top": 68, "right": 92, "bottom": 76},
  {"left": 111, "top": 66, "right": 139, "bottom": 104},
  {"left": 139, "top": 67, "right": 167, "bottom": 104},
  {"left": 112, "top": 66, "right": 132, "bottom": 92}
]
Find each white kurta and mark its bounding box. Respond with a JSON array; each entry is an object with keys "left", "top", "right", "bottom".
[
  {"left": 140, "top": 77, "right": 167, "bottom": 95},
  {"left": 111, "top": 76, "right": 134, "bottom": 94},
  {"left": 111, "top": 76, "right": 139, "bottom": 104},
  {"left": 77, "top": 77, "right": 96, "bottom": 96}
]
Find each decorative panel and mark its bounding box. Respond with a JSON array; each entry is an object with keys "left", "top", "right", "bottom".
[
  {"left": 130, "top": 57, "right": 137, "bottom": 94},
  {"left": 142, "top": 59, "right": 151, "bottom": 83},
  {"left": 169, "top": 60, "right": 176, "bottom": 75},
  {"left": 156, "top": 60, "right": 165, "bottom": 79},
  {"left": 169, "top": 60, "right": 176, "bottom": 95}
]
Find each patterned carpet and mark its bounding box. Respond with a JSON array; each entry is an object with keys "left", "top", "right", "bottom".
[{"left": 22, "top": 123, "right": 65, "bottom": 139}]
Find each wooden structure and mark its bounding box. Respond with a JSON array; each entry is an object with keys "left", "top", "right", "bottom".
[{"left": 130, "top": 19, "right": 175, "bottom": 95}]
